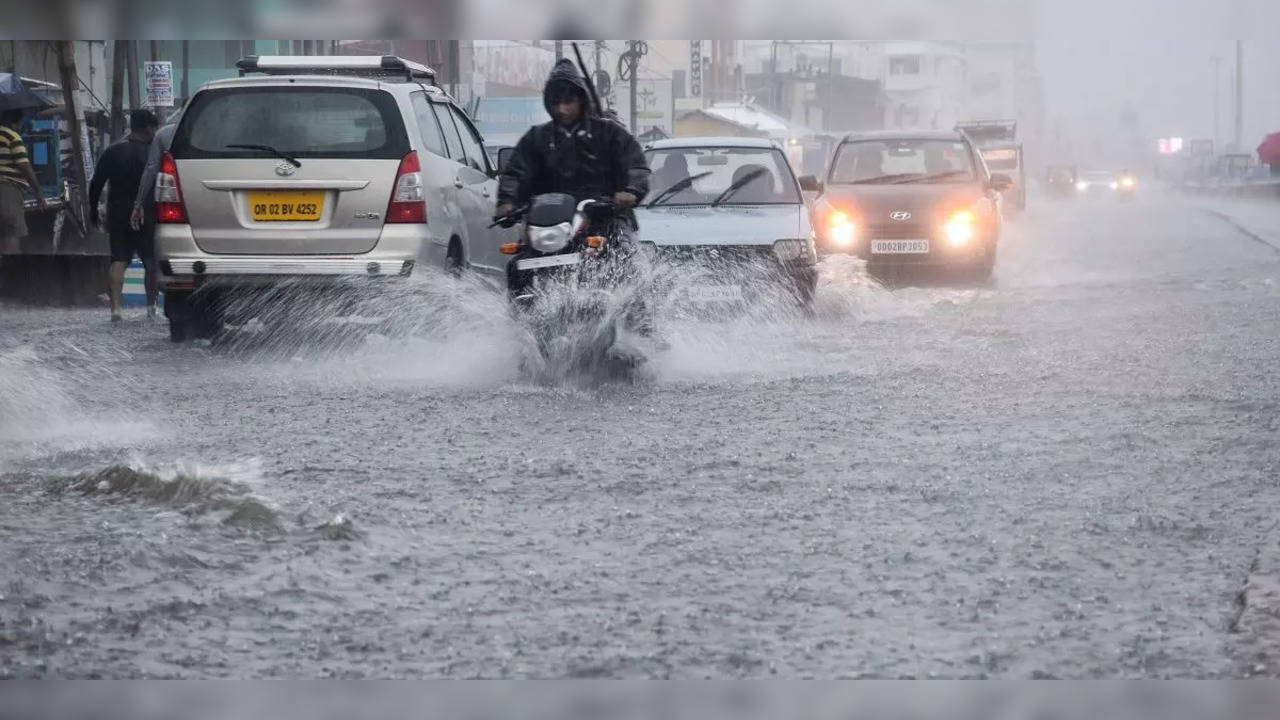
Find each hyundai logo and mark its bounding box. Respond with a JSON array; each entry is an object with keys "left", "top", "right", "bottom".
[
  {"left": 889, "top": 211, "right": 912, "bottom": 221},
  {"left": 275, "top": 161, "right": 297, "bottom": 177}
]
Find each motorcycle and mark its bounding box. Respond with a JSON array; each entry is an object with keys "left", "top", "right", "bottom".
[{"left": 494, "top": 193, "right": 653, "bottom": 381}]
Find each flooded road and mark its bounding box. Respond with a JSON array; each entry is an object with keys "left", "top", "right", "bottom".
[{"left": 3, "top": 193, "right": 1279, "bottom": 677}]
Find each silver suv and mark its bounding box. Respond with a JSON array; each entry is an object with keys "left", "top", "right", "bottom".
[{"left": 156, "top": 55, "right": 512, "bottom": 341}]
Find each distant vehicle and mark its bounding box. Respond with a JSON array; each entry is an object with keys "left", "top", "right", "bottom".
[
  {"left": 956, "top": 120, "right": 1025, "bottom": 212},
  {"left": 1075, "top": 170, "right": 1118, "bottom": 196},
  {"left": 1115, "top": 170, "right": 1138, "bottom": 200},
  {"left": 1045, "top": 165, "right": 1078, "bottom": 197},
  {"left": 636, "top": 136, "right": 819, "bottom": 312},
  {"left": 812, "top": 130, "right": 1011, "bottom": 282},
  {"left": 157, "top": 55, "right": 515, "bottom": 342}
]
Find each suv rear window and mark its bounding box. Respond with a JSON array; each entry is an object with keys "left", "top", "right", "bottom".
[{"left": 171, "top": 86, "right": 409, "bottom": 160}]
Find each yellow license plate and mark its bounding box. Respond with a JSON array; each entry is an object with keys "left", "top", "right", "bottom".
[{"left": 249, "top": 191, "right": 324, "bottom": 222}]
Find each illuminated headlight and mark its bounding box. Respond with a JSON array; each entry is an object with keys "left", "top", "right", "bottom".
[
  {"left": 774, "top": 238, "right": 816, "bottom": 264},
  {"left": 1120, "top": 176, "right": 1136, "bottom": 188},
  {"left": 1076, "top": 181, "right": 1089, "bottom": 192},
  {"left": 826, "top": 210, "right": 857, "bottom": 247},
  {"left": 943, "top": 210, "right": 976, "bottom": 247},
  {"left": 529, "top": 222, "right": 572, "bottom": 253},
  {"left": 1109, "top": 182, "right": 1119, "bottom": 190}
]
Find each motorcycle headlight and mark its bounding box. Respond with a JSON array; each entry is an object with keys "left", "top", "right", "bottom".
[
  {"left": 528, "top": 222, "right": 572, "bottom": 253},
  {"left": 774, "top": 238, "right": 816, "bottom": 264}
]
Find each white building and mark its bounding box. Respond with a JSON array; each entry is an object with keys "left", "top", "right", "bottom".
[{"left": 873, "top": 42, "right": 968, "bottom": 131}]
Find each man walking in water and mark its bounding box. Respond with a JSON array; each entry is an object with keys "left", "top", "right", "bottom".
[{"left": 89, "top": 109, "right": 159, "bottom": 322}]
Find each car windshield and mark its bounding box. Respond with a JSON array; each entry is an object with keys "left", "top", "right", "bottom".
[
  {"left": 829, "top": 139, "right": 977, "bottom": 184},
  {"left": 171, "top": 86, "right": 409, "bottom": 160},
  {"left": 1085, "top": 171, "right": 1114, "bottom": 181},
  {"left": 643, "top": 147, "right": 801, "bottom": 205}
]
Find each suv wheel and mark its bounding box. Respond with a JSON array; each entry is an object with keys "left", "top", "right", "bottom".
[
  {"left": 165, "top": 290, "right": 191, "bottom": 343},
  {"left": 446, "top": 240, "right": 465, "bottom": 277}
]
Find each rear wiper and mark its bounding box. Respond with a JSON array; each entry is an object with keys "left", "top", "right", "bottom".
[
  {"left": 711, "top": 167, "right": 767, "bottom": 206},
  {"left": 647, "top": 171, "right": 713, "bottom": 207},
  {"left": 893, "top": 170, "right": 968, "bottom": 184},
  {"left": 227, "top": 144, "right": 301, "bottom": 168}
]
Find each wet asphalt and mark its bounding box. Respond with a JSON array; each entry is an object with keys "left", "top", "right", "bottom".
[{"left": 2, "top": 191, "right": 1279, "bottom": 678}]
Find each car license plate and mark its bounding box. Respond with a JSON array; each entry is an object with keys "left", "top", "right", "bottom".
[
  {"left": 517, "top": 253, "right": 582, "bottom": 270},
  {"left": 871, "top": 239, "right": 930, "bottom": 254},
  {"left": 687, "top": 285, "right": 744, "bottom": 303},
  {"left": 249, "top": 191, "right": 324, "bottom": 222}
]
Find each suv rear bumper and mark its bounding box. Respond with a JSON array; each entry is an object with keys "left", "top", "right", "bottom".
[{"left": 156, "top": 223, "right": 432, "bottom": 289}]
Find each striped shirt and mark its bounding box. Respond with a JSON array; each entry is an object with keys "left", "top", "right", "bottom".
[{"left": 0, "top": 125, "right": 31, "bottom": 189}]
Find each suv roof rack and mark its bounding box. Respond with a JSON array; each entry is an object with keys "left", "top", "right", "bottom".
[{"left": 235, "top": 55, "right": 437, "bottom": 83}]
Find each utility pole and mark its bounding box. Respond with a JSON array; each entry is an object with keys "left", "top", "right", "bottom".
[
  {"left": 769, "top": 41, "right": 777, "bottom": 111},
  {"left": 181, "top": 41, "right": 189, "bottom": 104},
  {"left": 125, "top": 40, "right": 139, "bottom": 110},
  {"left": 1210, "top": 56, "right": 1222, "bottom": 152},
  {"left": 1233, "top": 40, "right": 1243, "bottom": 151},
  {"left": 55, "top": 42, "right": 89, "bottom": 221},
  {"left": 109, "top": 40, "right": 125, "bottom": 139},
  {"left": 555, "top": 41, "right": 563, "bottom": 61},
  {"left": 149, "top": 40, "right": 158, "bottom": 63},
  {"left": 455, "top": 39, "right": 465, "bottom": 101},
  {"left": 618, "top": 41, "right": 646, "bottom": 133}
]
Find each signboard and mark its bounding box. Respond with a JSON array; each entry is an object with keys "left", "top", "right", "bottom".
[
  {"left": 144, "top": 61, "right": 174, "bottom": 107},
  {"left": 1189, "top": 138, "right": 1213, "bottom": 157},
  {"left": 471, "top": 41, "right": 556, "bottom": 94},
  {"left": 473, "top": 96, "right": 546, "bottom": 144},
  {"left": 690, "top": 41, "right": 702, "bottom": 97},
  {"left": 612, "top": 78, "right": 674, "bottom": 137},
  {"left": 1157, "top": 137, "right": 1184, "bottom": 154}
]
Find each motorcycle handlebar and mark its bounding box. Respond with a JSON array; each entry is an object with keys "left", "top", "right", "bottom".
[{"left": 489, "top": 198, "right": 622, "bottom": 229}]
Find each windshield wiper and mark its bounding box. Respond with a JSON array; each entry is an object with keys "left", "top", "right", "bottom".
[
  {"left": 710, "top": 167, "right": 768, "bottom": 206},
  {"left": 647, "top": 171, "right": 713, "bottom": 207},
  {"left": 226, "top": 143, "right": 302, "bottom": 168},
  {"left": 848, "top": 173, "right": 922, "bottom": 185},
  {"left": 893, "top": 170, "right": 968, "bottom": 184}
]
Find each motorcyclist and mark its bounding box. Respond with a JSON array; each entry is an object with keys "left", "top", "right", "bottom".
[
  {"left": 495, "top": 58, "right": 655, "bottom": 334},
  {"left": 495, "top": 58, "right": 650, "bottom": 233}
]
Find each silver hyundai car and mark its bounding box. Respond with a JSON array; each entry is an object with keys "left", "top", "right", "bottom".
[{"left": 156, "top": 55, "right": 514, "bottom": 341}]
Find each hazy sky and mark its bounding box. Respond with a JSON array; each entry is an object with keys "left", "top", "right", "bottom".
[{"left": 1035, "top": 0, "right": 1280, "bottom": 154}]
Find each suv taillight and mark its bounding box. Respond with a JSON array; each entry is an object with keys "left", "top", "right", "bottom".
[
  {"left": 156, "top": 152, "right": 187, "bottom": 224},
  {"left": 386, "top": 151, "right": 426, "bottom": 223}
]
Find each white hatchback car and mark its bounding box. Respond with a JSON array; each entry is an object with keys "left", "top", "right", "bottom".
[
  {"left": 636, "top": 137, "right": 820, "bottom": 309},
  {"left": 156, "top": 55, "right": 514, "bottom": 341}
]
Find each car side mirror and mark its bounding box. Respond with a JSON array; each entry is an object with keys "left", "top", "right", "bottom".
[
  {"left": 496, "top": 147, "right": 515, "bottom": 174},
  {"left": 798, "top": 175, "right": 823, "bottom": 194},
  {"left": 989, "top": 173, "right": 1013, "bottom": 192}
]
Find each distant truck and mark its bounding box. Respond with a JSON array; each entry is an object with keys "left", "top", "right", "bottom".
[{"left": 956, "top": 120, "right": 1026, "bottom": 211}]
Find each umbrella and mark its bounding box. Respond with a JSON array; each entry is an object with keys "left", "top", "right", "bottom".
[
  {"left": 1257, "top": 133, "right": 1280, "bottom": 165},
  {"left": 0, "top": 73, "right": 54, "bottom": 112}
]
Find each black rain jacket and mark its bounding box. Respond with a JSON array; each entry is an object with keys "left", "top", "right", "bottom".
[{"left": 497, "top": 59, "right": 650, "bottom": 226}]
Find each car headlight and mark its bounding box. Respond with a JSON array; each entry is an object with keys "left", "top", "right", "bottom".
[
  {"left": 826, "top": 209, "right": 858, "bottom": 248},
  {"left": 774, "top": 238, "right": 816, "bottom": 264},
  {"left": 1109, "top": 181, "right": 1119, "bottom": 190},
  {"left": 943, "top": 209, "right": 976, "bottom": 247},
  {"left": 1120, "top": 176, "right": 1136, "bottom": 188},
  {"left": 528, "top": 222, "right": 572, "bottom": 253},
  {"left": 1076, "top": 181, "right": 1089, "bottom": 192}
]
